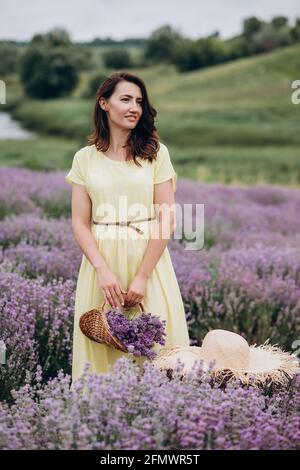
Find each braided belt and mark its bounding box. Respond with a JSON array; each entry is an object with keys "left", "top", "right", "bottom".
[{"left": 92, "top": 216, "right": 156, "bottom": 235}]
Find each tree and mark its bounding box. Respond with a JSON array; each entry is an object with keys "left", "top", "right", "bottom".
[
  {"left": 0, "top": 42, "right": 20, "bottom": 76},
  {"left": 143, "top": 25, "right": 183, "bottom": 64},
  {"left": 31, "top": 28, "right": 72, "bottom": 47},
  {"left": 252, "top": 24, "right": 293, "bottom": 53},
  {"left": 102, "top": 48, "right": 133, "bottom": 69},
  {"left": 195, "top": 37, "right": 226, "bottom": 67},
  {"left": 173, "top": 36, "right": 226, "bottom": 72},
  {"left": 271, "top": 16, "right": 288, "bottom": 29},
  {"left": 173, "top": 38, "right": 201, "bottom": 72},
  {"left": 225, "top": 36, "right": 257, "bottom": 60},
  {"left": 243, "top": 17, "right": 264, "bottom": 36},
  {"left": 82, "top": 72, "right": 108, "bottom": 98},
  {"left": 20, "top": 29, "right": 79, "bottom": 99},
  {"left": 290, "top": 17, "right": 300, "bottom": 41}
]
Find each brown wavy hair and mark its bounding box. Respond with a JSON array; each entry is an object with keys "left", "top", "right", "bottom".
[{"left": 87, "top": 71, "right": 161, "bottom": 167}]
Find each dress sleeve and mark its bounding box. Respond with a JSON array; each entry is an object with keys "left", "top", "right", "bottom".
[
  {"left": 65, "top": 149, "right": 87, "bottom": 186},
  {"left": 153, "top": 143, "right": 178, "bottom": 193}
]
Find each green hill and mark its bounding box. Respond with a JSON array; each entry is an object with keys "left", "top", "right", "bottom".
[{"left": 1, "top": 43, "right": 300, "bottom": 185}]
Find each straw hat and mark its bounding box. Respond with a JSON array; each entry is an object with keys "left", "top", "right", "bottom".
[{"left": 151, "top": 329, "right": 300, "bottom": 388}]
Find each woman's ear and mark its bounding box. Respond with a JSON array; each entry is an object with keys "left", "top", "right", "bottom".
[{"left": 99, "top": 98, "right": 107, "bottom": 111}]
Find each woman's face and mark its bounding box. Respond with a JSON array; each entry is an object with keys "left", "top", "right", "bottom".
[{"left": 99, "top": 81, "right": 143, "bottom": 130}]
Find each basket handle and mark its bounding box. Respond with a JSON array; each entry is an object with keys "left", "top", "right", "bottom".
[{"left": 99, "top": 297, "right": 145, "bottom": 313}]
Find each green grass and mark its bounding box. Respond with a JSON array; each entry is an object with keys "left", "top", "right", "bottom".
[
  {"left": 173, "top": 145, "right": 300, "bottom": 186},
  {"left": 1, "top": 43, "right": 300, "bottom": 185},
  {"left": 9, "top": 98, "right": 93, "bottom": 139},
  {"left": 0, "top": 137, "right": 80, "bottom": 171}
]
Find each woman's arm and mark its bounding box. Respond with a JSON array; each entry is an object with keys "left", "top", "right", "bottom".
[
  {"left": 136, "top": 179, "right": 176, "bottom": 280},
  {"left": 70, "top": 183, "right": 109, "bottom": 273},
  {"left": 71, "top": 184, "right": 127, "bottom": 308}
]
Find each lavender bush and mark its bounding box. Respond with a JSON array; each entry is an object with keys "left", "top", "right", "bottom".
[
  {"left": 0, "top": 172, "right": 299, "bottom": 383},
  {"left": 0, "top": 358, "right": 299, "bottom": 450},
  {"left": 0, "top": 167, "right": 71, "bottom": 219},
  {"left": 0, "top": 266, "right": 75, "bottom": 401},
  {"left": 0, "top": 168, "right": 299, "bottom": 449}
]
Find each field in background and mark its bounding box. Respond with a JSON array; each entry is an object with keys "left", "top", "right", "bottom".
[{"left": 1, "top": 43, "right": 300, "bottom": 185}]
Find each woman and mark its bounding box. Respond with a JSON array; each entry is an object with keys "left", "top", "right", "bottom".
[{"left": 65, "top": 71, "right": 190, "bottom": 385}]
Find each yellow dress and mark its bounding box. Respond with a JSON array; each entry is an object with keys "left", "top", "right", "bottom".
[{"left": 65, "top": 142, "right": 190, "bottom": 384}]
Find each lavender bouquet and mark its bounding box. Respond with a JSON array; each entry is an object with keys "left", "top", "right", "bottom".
[{"left": 106, "top": 307, "right": 167, "bottom": 360}]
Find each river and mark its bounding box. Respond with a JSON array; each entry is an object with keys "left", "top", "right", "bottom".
[{"left": 0, "top": 111, "right": 36, "bottom": 139}]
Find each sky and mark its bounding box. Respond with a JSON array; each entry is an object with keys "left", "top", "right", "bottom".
[{"left": 0, "top": 0, "right": 300, "bottom": 42}]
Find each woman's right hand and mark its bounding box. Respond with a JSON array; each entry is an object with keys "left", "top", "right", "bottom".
[{"left": 96, "top": 266, "right": 127, "bottom": 309}]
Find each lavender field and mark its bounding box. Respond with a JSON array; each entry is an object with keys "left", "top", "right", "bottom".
[{"left": 0, "top": 166, "right": 299, "bottom": 450}]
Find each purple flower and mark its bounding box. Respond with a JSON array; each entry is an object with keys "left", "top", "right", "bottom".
[{"left": 106, "top": 309, "right": 166, "bottom": 359}]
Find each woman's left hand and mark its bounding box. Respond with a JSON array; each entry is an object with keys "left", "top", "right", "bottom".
[{"left": 124, "top": 274, "right": 147, "bottom": 308}]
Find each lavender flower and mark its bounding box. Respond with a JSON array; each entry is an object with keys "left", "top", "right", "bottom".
[
  {"left": 106, "top": 309, "right": 166, "bottom": 359},
  {"left": 0, "top": 359, "right": 299, "bottom": 450},
  {"left": 0, "top": 167, "right": 300, "bottom": 450}
]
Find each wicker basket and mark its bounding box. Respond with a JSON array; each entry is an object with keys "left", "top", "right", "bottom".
[{"left": 79, "top": 299, "right": 145, "bottom": 353}]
